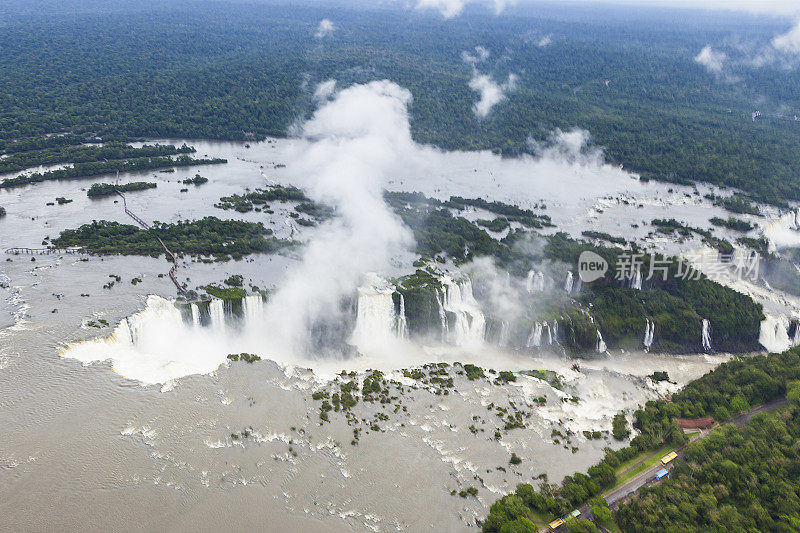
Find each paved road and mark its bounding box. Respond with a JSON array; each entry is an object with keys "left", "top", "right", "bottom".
[
  {"left": 571, "top": 396, "right": 790, "bottom": 526},
  {"left": 602, "top": 397, "right": 789, "bottom": 510}
]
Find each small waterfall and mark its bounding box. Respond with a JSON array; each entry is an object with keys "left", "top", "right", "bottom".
[
  {"left": 794, "top": 320, "right": 800, "bottom": 345},
  {"left": 526, "top": 270, "right": 544, "bottom": 292},
  {"left": 209, "top": 299, "right": 225, "bottom": 332},
  {"left": 441, "top": 275, "right": 486, "bottom": 346},
  {"left": 630, "top": 269, "right": 642, "bottom": 290},
  {"left": 596, "top": 330, "right": 607, "bottom": 353},
  {"left": 564, "top": 272, "right": 574, "bottom": 293},
  {"left": 701, "top": 319, "right": 712, "bottom": 352},
  {"left": 552, "top": 320, "right": 559, "bottom": 344},
  {"left": 435, "top": 290, "right": 448, "bottom": 342},
  {"left": 573, "top": 277, "right": 582, "bottom": 294},
  {"left": 242, "top": 295, "right": 263, "bottom": 324},
  {"left": 544, "top": 322, "right": 552, "bottom": 345},
  {"left": 498, "top": 320, "right": 510, "bottom": 346},
  {"left": 350, "top": 273, "right": 399, "bottom": 350},
  {"left": 643, "top": 319, "right": 654, "bottom": 350},
  {"left": 526, "top": 322, "right": 543, "bottom": 348},
  {"left": 397, "top": 293, "right": 408, "bottom": 338},
  {"left": 190, "top": 303, "right": 201, "bottom": 328}
]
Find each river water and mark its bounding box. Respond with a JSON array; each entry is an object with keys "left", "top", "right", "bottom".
[{"left": 0, "top": 136, "right": 792, "bottom": 531}]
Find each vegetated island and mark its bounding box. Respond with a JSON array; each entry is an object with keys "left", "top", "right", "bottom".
[
  {"left": 0, "top": 153, "right": 226, "bottom": 189},
  {"left": 87, "top": 182, "right": 157, "bottom": 197},
  {"left": 50, "top": 217, "right": 290, "bottom": 260}
]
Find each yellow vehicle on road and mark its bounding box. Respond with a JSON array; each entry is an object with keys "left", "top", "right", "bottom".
[{"left": 660, "top": 451, "right": 678, "bottom": 466}]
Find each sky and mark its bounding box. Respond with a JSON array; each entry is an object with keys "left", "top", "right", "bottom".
[{"left": 585, "top": 0, "right": 799, "bottom": 15}]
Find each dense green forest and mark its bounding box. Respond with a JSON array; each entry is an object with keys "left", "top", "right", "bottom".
[
  {"left": 0, "top": 154, "right": 225, "bottom": 189},
  {"left": 50, "top": 218, "right": 289, "bottom": 258},
  {"left": 483, "top": 349, "right": 800, "bottom": 532},
  {"left": 0, "top": 2, "right": 798, "bottom": 203}
]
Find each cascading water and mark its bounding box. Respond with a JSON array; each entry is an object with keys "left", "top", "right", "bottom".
[
  {"left": 544, "top": 323, "right": 552, "bottom": 345},
  {"left": 596, "top": 330, "right": 607, "bottom": 353},
  {"left": 350, "top": 273, "right": 400, "bottom": 351},
  {"left": 552, "top": 320, "right": 559, "bottom": 344},
  {"left": 209, "top": 299, "right": 226, "bottom": 332},
  {"left": 643, "top": 319, "right": 654, "bottom": 350},
  {"left": 190, "top": 303, "right": 201, "bottom": 328},
  {"left": 526, "top": 270, "right": 545, "bottom": 292},
  {"left": 794, "top": 320, "right": 800, "bottom": 345},
  {"left": 242, "top": 295, "right": 263, "bottom": 324},
  {"left": 435, "top": 290, "right": 448, "bottom": 342},
  {"left": 701, "top": 319, "right": 712, "bottom": 351},
  {"left": 564, "top": 272, "right": 574, "bottom": 293},
  {"left": 758, "top": 314, "right": 791, "bottom": 353},
  {"left": 526, "top": 322, "right": 543, "bottom": 348},
  {"left": 630, "top": 269, "right": 642, "bottom": 290},
  {"left": 441, "top": 275, "right": 486, "bottom": 346},
  {"left": 498, "top": 320, "right": 510, "bottom": 346},
  {"left": 397, "top": 293, "right": 408, "bottom": 338}
]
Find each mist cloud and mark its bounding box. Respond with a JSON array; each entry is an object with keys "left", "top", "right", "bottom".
[
  {"left": 315, "top": 18, "right": 336, "bottom": 39},
  {"left": 694, "top": 45, "right": 727, "bottom": 73},
  {"left": 468, "top": 72, "right": 518, "bottom": 119},
  {"left": 772, "top": 19, "right": 800, "bottom": 54},
  {"left": 262, "top": 81, "right": 415, "bottom": 354},
  {"left": 415, "top": 0, "right": 515, "bottom": 19}
]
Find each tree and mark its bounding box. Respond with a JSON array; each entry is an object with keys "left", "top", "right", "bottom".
[{"left": 612, "top": 413, "right": 630, "bottom": 440}]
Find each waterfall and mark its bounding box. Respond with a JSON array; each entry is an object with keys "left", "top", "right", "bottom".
[
  {"left": 526, "top": 270, "right": 544, "bottom": 292},
  {"left": 573, "top": 277, "right": 582, "bottom": 294},
  {"left": 350, "top": 273, "right": 399, "bottom": 350},
  {"left": 552, "top": 320, "right": 559, "bottom": 344},
  {"left": 564, "top": 272, "right": 574, "bottom": 293},
  {"left": 242, "top": 295, "right": 263, "bottom": 324},
  {"left": 759, "top": 314, "right": 791, "bottom": 353},
  {"left": 441, "top": 275, "right": 486, "bottom": 346},
  {"left": 190, "top": 303, "right": 201, "bottom": 328},
  {"left": 435, "top": 290, "right": 448, "bottom": 342},
  {"left": 544, "top": 322, "right": 552, "bottom": 345},
  {"left": 108, "top": 295, "right": 185, "bottom": 348},
  {"left": 526, "top": 322, "right": 543, "bottom": 348},
  {"left": 643, "top": 319, "right": 654, "bottom": 350},
  {"left": 794, "top": 320, "right": 800, "bottom": 345},
  {"left": 596, "top": 330, "right": 607, "bottom": 353},
  {"left": 209, "top": 299, "right": 225, "bottom": 332},
  {"left": 397, "top": 293, "right": 408, "bottom": 338},
  {"left": 498, "top": 320, "right": 510, "bottom": 346},
  {"left": 701, "top": 319, "right": 712, "bottom": 352},
  {"left": 631, "top": 269, "right": 642, "bottom": 290}
]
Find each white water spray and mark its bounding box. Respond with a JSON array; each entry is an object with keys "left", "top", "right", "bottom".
[{"left": 701, "top": 319, "right": 712, "bottom": 351}]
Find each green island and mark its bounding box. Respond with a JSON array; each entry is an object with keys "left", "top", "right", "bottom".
[
  {"left": 87, "top": 181, "right": 157, "bottom": 197},
  {"left": 50, "top": 217, "right": 290, "bottom": 259}
]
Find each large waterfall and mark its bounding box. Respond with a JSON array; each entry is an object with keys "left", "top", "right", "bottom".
[
  {"left": 397, "top": 294, "right": 408, "bottom": 338},
  {"left": 701, "top": 319, "right": 712, "bottom": 351},
  {"left": 350, "top": 273, "right": 404, "bottom": 351},
  {"left": 190, "top": 303, "right": 201, "bottom": 328},
  {"left": 643, "top": 319, "right": 654, "bottom": 350},
  {"left": 243, "top": 294, "right": 263, "bottom": 323},
  {"left": 440, "top": 275, "right": 486, "bottom": 346},
  {"left": 209, "top": 299, "right": 225, "bottom": 332},
  {"left": 759, "top": 314, "right": 792, "bottom": 353}
]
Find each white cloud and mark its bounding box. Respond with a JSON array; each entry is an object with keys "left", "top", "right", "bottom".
[
  {"left": 694, "top": 45, "right": 727, "bottom": 73},
  {"left": 536, "top": 35, "right": 552, "bottom": 48},
  {"left": 772, "top": 19, "right": 800, "bottom": 54},
  {"left": 461, "top": 45, "right": 490, "bottom": 65},
  {"left": 314, "top": 18, "right": 336, "bottom": 39},
  {"left": 313, "top": 79, "right": 337, "bottom": 102},
  {"left": 469, "top": 72, "right": 517, "bottom": 119},
  {"left": 415, "top": 0, "right": 515, "bottom": 19}
]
